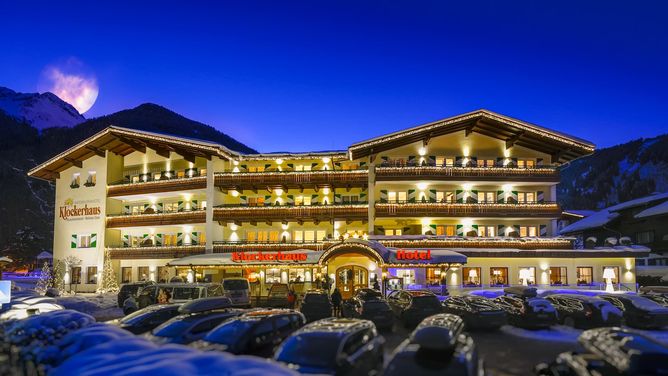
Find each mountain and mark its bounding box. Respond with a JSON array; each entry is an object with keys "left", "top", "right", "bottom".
[
  {"left": 0, "top": 98, "right": 257, "bottom": 265},
  {"left": 0, "top": 86, "right": 85, "bottom": 130},
  {"left": 558, "top": 134, "right": 668, "bottom": 210}
]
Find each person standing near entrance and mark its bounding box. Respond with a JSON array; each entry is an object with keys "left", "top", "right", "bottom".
[{"left": 331, "top": 288, "right": 342, "bottom": 317}]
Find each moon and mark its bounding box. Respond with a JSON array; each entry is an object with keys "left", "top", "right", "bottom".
[{"left": 41, "top": 60, "right": 99, "bottom": 114}]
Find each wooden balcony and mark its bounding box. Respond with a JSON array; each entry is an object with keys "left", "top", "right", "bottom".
[
  {"left": 376, "top": 237, "right": 574, "bottom": 250},
  {"left": 375, "top": 166, "right": 559, "bottom": 182},
  {"left": 214, "top": 170, "right": 368, "bottom": 191},
  {"left": 213, "top": 203, "right": 368, "bottom": 224},
  {"left": 213, "top": 240, "right": 337, "bottom": 253},
  {"left": 107, "top": 245, "right": 206, "bottom": 259},
  {"left": 106, "top": 209, "right": 206, "bottom": 228},
  {"left": 374, "top": 201, "right": 561, "bottom": 218},
  {"left": 107, "top": 176, "right": 207, "bottom": 197}
]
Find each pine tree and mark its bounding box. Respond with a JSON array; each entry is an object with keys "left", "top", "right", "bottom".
[
  {"left": 35, "top": 261, "right": 53, "bottom": 294},
  {"left": 97, "top": 250, "right": 119, "bottom": 293},
  {"left": 52, "top": 259, "right": 66, "bottom": 294}
]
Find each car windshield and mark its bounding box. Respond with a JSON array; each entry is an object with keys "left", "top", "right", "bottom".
[
  {"left": 223, "top": 280, "right": 249, "bottom": 290},
  {"left": 204, "top": 319, "right": 256, "bottom": 345},
  {"left": 411, "top": 296, "right": 441, "bottom": 309},
  {"left": 276, "top": 334, "right": 341, "bottom": 368},
  {"left": 172, "top": 287, "right": 201, "bottom": 300},
  {"left": 153, "top": 316, "right": 198, "bottom": 337}
]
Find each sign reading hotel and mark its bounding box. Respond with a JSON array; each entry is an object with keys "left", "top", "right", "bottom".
[
  {"left": 396, "top": 249, "right": 432, "bottom": 261},
  {"left": 59, "top": 198, "right": 102, "bottom": 221},
  {"left": 231, "top": 251, "right": 308, "bottom": 263}
]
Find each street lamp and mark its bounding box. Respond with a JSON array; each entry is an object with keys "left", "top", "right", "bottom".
[{"left": 603, "top": 267, "right": 616, "bottom": 292}]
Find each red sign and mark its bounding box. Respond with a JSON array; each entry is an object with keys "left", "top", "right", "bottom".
[
  {"left": 396, "top": 250, "right": 432, "bottom": 261},
  {"left": 231, "top": 251, "right": 308, "bottom": 263}
]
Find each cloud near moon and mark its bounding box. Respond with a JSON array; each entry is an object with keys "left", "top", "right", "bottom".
[{"left": 42, "top": 60, "right": 99, "bottom": 114}]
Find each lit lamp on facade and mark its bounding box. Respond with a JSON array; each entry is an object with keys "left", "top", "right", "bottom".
[{"left": 603, "top": 267, "right": 616, "bottom": 292}]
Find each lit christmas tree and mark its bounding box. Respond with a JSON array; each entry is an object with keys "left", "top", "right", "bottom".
[
  {"left": 35, "top": 261, "right": 53, "bottom": 294},
  {"left": 52, "top": 259, "right": 66, "bottom": 294},
  {"left": 97, "top": 250, "right": 119, "bottom": 293}
]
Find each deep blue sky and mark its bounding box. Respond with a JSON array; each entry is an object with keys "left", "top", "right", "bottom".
[{"left": 1, "top": 1, "right": 667, "bottom": 152}]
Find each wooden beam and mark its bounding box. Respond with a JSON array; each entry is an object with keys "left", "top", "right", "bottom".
[
  {"left": 234, "top": 220, "right": 242, "bottom": 227},
  {"left": 297, "top": 219, "right": 304, "bottom": 226},
  {"left": 64, "top": 157, "right": 83, "bottom": 168},
  {"left": 42, "top": 170, "right": 60, "bottom": 179},
  {"left": 250, "top": 221, "right": 257, "bottom": 226},
  {"left": 551, "top": 149, "right": 567, "bottom": 164},
  {"left": 153, "top": 146, "right": 171, "bottom": 159},
  {"left": 181, "top": 152, "right": 197, "bottom": 164},
  {"left": 265, "top": 220, "right": 273, "bottom": 226},
  {"left": 85, "top": 145, "right": 106, "bottom": 157},
  {"left": 505, "top": 132, "right": 525, "bottom": 149},
  {"left": 116, "top": 136, "right": 147, "bottom": 153}
]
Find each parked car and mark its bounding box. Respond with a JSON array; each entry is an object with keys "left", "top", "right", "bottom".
[
  {"left": 493, "top": 286, "right": 557, "bottom": 329},
  {"left": 342, "top": 288, "right": 394, "bottom": 330},
  {"left": 145, "top": 297, "right": 242, "bottom": 345},
  {"left": 222, "top": 278, "right": 251, "bottom": 308},
  {"left": 117, "top": 281, "right": 155, "bottom": 309},
  {"left": 127, "top": 283, "right": 224, "bottom": 310},
  {"left": 191, "top": 309, "right": 305, "bottom": 357},
  {"left": 274, "top": 317, "right": 385, "bottom": 375},
  {"left": 536, "top": 327, "right": 668, "bottom": 375},
  {"left": 107, "top": 303, "right": 182, "bottom": 334},
  {"left": 641, "top": 293, "right": 668, "bottom": 308},
  {"left": 267, "top": 283, "right": 290, "bottom": 308},
  {"left": 387, "top": 290, "right": 443, "bottom": 328},
  {"left": 300, "top": 290, "right": 332, "bottom": 322},
  {"left": 599, "top": 294, "right": 668, "bottom": 329},
  {"left": 638, "top": 285, "right": 668, "bottom": 295},
  {"left": 383, "top": 313, "right": 484, "bottom": 376},
  {"left": 544, "top": 294, "right": 622, "bottom": 329},
  {"left": 442, "top": 295, "right": 507, "bottom": 330}
]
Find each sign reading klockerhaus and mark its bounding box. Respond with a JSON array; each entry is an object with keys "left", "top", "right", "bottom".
[{"left": 28, "top": 109, "right": 647, "bottom": 294}]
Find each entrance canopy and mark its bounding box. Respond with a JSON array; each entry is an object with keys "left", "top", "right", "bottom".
[{"left": 167, "top": 249, "right": 323, "bottom": 267}]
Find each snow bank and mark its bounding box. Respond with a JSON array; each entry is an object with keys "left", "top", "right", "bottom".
[
  {"left": 56, "top": 293, "right": 123, "bottom": 320},
  {"left": 466, "top": 290, "right": 504, "bottom": 299}
]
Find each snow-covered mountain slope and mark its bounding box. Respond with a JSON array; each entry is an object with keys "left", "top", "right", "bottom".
[{"left": 0, "top": 86, "right": 85, "bottom": 130}]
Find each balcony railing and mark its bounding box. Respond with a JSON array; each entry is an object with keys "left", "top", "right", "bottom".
[
  {"left": 376, "top": 236, "right": 574, "bottom": 250},
  {"left": 106, "top": 208, "right": 206, "bottom": 228},
  {"left": 213, "top": 240, "right": 337, "bottom": 253},
  {"left": 213, "top": 203, "right": 368, "bottom": 223},
  {"left": 215, "top": 169, "right": 368, "bottom": 190},
  {"left": 107, "top": 244, "right": 205, "bottom": 259},
  {"left": 375, "top": 201, "right": 561, "bottom": 217},
  {"left": 108, "top": 175, "right": 207, "bottom": 197},
  {"left": 375, "top": 165, "right": 559, "bottom": 182}
]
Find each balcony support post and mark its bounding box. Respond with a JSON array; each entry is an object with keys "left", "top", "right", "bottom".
[
  {"left": 205, "top": 159, "right": 215, "bottom": 254},
  {"left": 367, "top": 155, "right": 376, "bottom": 235}
]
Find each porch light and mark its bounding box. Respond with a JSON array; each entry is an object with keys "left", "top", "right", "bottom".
[
  {"left": 322, "top": 157, "right": 331, "bottom": 164},
  {"left": 418, "top": 147, "right": 427, "bottom": 156},
  {"left": 276, "top": 158, "right": 283, "bottom": 165},
  {"left": 417, "top": 182, "right": 428, "bottom": 190},
  {"left": 231, "top": 190, "right": 239, "bottom": 197},
  {"left": 603, "top": 268, "right": 616, "bottom": 292}
]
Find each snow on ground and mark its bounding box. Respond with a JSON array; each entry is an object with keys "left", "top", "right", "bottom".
[
  {"left": 55, "top": 293, "right": 123, "bottom": 321},
  {"left": 501, "top": 325, "right": 582, "bottom": 343}
]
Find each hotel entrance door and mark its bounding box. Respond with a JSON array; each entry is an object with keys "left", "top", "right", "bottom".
[{"left": 336, "top": 265, "right": 368, "bottom": 299}]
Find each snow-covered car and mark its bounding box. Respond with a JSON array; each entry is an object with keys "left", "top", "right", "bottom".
[
  {"left": 536, "top": 327, "right": 668, "bottom": 376},
  {"left": 299, "top": 290, "right": 332, "bottom": 322},
  {"left": 387, "top": 290, "right": 443, "bottom": 328},
  {"left": 544, "top": 294, "right": 622, "bottom": 329},
  {"left": 599, "top": 294, "right": 668, "bottom": 329},
  {"left": 383, "top": 313, "right": 484, "bottom": 376},
  {"left": 442, "top": 295, "right": 507, "bottom": 330},
  {"left": 274, "top": 317, "right": 385, "bottom": 375},
  {"left": 127, "top": 282, "right": 224, "bottom": 310},
  {"left": 144, "top": 298, "right": 241, "bottom": 345},
  {"left": 493, "top": 286, "right": 557, "bottom": 329},
  {"left": 117, "top": 281, "right": 155, "bottom": 308},
  {"left": 641, "top": 293, "right": 668, "bottom": 308},
  {"left": 107, "top": 303, "right": 182, "bottom": 334},
  {"left": 342, "top": 288, "right": 394, "bottom": 330},
  {"left": 191, "top": 309, "right": 305, "bottom": 357}
]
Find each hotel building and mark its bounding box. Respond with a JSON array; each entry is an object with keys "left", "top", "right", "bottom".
[{"left": 29, "top": 110, "right": 646, "bottom": 297}]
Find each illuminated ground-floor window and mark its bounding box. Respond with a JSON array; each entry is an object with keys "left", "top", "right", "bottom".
[
  {"left": 550, "top": 267, "right": 567, "bottom": 285},
  {"left": 490, "top": 267, "right": 509, "bottom": 286},
  {"left": 577, "top": 267, "right": 593, "bottom": 285},
  {"left": 463, "top": 267, "right": 481, "bottom": 287}
]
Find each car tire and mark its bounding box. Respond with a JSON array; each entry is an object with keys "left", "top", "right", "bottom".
[{"left": 563, "top": 317, "right": 575, "bottom": 328}]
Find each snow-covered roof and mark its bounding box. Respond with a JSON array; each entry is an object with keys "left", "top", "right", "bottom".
[
  {"left": 635, "top": 200, "right": 668, "bottom": 219},
  {"left": 560, "top": 192, "right": 668, "bottom": 234}
]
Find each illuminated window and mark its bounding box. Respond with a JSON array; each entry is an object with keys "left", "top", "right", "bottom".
[
  {"left": 388, "top": 191, "right": 407, "bottom": 203},
  {"left": 289, "top": 269, "right": 307, "bottom": 283},
  {"left": 550, "top": 267, "right": 567, "bottom": 285},
  {"left": 341, "top": 195, "right": 359, "bottom": 203},
  {"left": 519, "top": 226, "right": 538, "bottom": 237},
  {"left": 576, "top": 267, "right": 593, "bottom": 285},
  {"left": 518, "top": 267, "right": 536, "bottom": 285},
  {"left": 248, "top": 197, "right": 265, "bottom": 206},
  {"left": 248, "top": 166, "right": 265, "bottom": 172},
  {"left": 78, "top": 234, "right": 91, "bottom": 248},
  {"left": 518, "top": 192, "right": 536, "bottom": 203},
  {"left": 85, "top": 171, "right": 96, "bottom": 187},
  {"left": 463, "top": 267, "right": 481, "bottom": 286},
  {"left": 138, "top": 266, "right": 149, "bottom": 281},
  {"left": 436, "top": 225, "right": 455, "bottom": 236},
  {"left": 87, "top": 266, "right": 98, "bottom": 284},
  {"left": 295, "top": 196, "right": 311, "bottom": 206},
  {"left": 490, "top": 267, "right": 509, "bottom": 286},
  {"left": 71, "top": 267, "right": 81, "bottom": 284},
  {"left": 517, "top": 159, "right": 535, "bottom": 169},
  {"left": 265, "top": 268, "right": 282, "bottom": 284},
  {"left": 426, "top": 268, "right": 443, "bottom": 285},
  {"left": 164, "top": 202, "right": 179, "bottom": 213},
  {"left": 295, "top": 165, "right": 312, "bottom": 171},
  {"left": 384, "top": 229, "right": 402, "bottom": 236},
  {"left": 71, "top": 173, "right": 81, "bottom": 188},
  {"left": 478, "top": 225, "right": 496, "bottom": 237},
  {"left": 164, "top": 234, "right": 177, "bottom": 246},
  {"left": 121, "top": 267, "right": 132, "bottom": 283},
  {"left": 478, "top": 191, "right": 496, "bottom": 203},
  {"left": 396, "top": 269, "right": 416, "bottom": 285}
]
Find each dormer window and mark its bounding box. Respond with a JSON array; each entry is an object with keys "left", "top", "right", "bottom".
[
  {"left": 70, "top": 173, "right": 80, "bottom": 189},
  {"left": 84, "top": 171, "right": 96, "bottom": 187}
]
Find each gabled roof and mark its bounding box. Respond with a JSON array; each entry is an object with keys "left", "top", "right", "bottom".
[
  {"left": 28, "top": 126, "right": 240, "bottom": 181},
  {"left": 560, "top": 192, "right": 668, "bottom": 234},
  {"left": 240, "top": 150, "right": 348, "bottom": 161},
  {"left": 635, "top": 200, "right": 668, "bottom": 219},
  {"left": 348, "top": 109, "right": 595, "bottom": 162}
]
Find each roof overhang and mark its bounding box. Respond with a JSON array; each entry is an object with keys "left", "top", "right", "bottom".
[
  {"left": 348, "top": 109, "right": 595, "bottom": 163},
  {"left": 28, "top": 126, "right": 239, "bottom": 181}
]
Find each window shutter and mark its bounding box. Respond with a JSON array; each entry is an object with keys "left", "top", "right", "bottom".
[
  {"left": 470, "top": 190, "right": 478, "bottom": 203},
  {"left": 311, "top": 163, "right": 319, "bottom": 170},
  {"left": 239, "top": 196, "right": 247, "bottom": 205},
  {"left": 407, "top": 189, "right": 416, "bottom": 203},
  {"left": 240, "top": 164, "right": 248, "bottom": 172},
  {"left": 311, "top": 194, "right": 319, "bottom": 204},
  {"left": 71, "top": 234, "right": 77, "bottom": 248},
  {"left": 156, "top": 202, "right": 163, "bottom": 212},
  {"left": 177, "top": 232, "right": 183, "bottom": 246},
  {"left": 470, "top": 156, "right": 478, "bottom": 166},
  {"left": 90, "top": 233, "right": 97, "bottom": 248},
  {"left": 379, "top": 190, "right": 388, "bottom": 203},
  {"left": 359, "top": 161, "right": 367, "bottom": 168},
  {"left": 540, "top": 225, "right": 547, "bottom": 237},
  {"left": 334, "top": 193, "right": 342, "bottom": 204},
  {"left": 428, "top": 155, "right": 436, "bottom": 166},
  {"left": 286, "top": 163, "right": 294, "bottom": 169},
  {"left": 177, "top": 201, "right": 184, "bottom": 212},
  {"left": 456, "top": 225, "right": 464, "bottom": 236},
  {"left": 192, "top": 232, "right": 199, "bottom": 245},
  {"left": 456, "top": 190, "right": 464, "bottom": 203},
  {"left": 122, "top": 234, "right": 130, "bottom": 247},
  {"left": 155, "top": 233, "right": 163, "bottom": 246},
  {"left": 497, "top": 225, "right": 505, "bottom": 236},
  {"left": 455, "top": 156, "right": 463, "bottom": 166},
  {"left": 264, "top": 164, "right": 272, "bottom": 170},
  {"left": 286, "top": 195, "right": 294, "bottom": 205},
  {"left": 191, "top": 199, "right": 198, "bottom": 210},
  {"left": 536, "top": 158, "right": 543, "bottom": 167},
  {"left": 537, "top": 191, "right": 544, "bottom": 203},
  {"left": 428, "top": 189, "right": 436, "bottom": 202},
  {"left": 407, "top": 155, "right": 416, "bottom": 166},
  {"left": 496, "top": 157, "right": 504, "bottom": 166},
  {"left": 123, "top": 205, "right": 130, "bottom": 215},
  {"left": 497, "top": 190, "right": 505, "bottom": 203}
]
